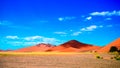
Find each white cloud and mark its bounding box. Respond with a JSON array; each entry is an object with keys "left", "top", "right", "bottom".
[
  {"left": 90, "top": 10, "right": 120, "bottom": 16},
  {"left": 58, "top": 18, "right": 64, "bottom": 21},
  {"left": 80, "top": 25, "right": 104, "bottom": 32},
  {"left": 6, "top": 41, "right": 41, "bottom": 46},
  {"left": 24, "top": 36, "right": 60, "bottom": 44},
  {"left": 72, "top": 32, "right": 82, "bottom": 36},
  {"left": 23, "top": 42, "right": 42, "bottom": 46},
  {"left": 86, "top": 16, "right": 92, "bottom": 20},
  {"left": 24, "top": 36, "right": 43, "bottom": 41},
  {"left": 54, "top": 32, "right": 67, "bottom": 35},
  {"left": 81, "top": 25, "right": 97, "bottom": 31},
  {"left": 6, "top": 36, "right": 19, "bottom": 39},
  {"left": 71, "top": 24, "right": 112, "bottom": 36},
  {"left": 42, "top": 38, "right": 59, "bottom": 44},
  {"left": 71, "top": 25, "right": 103, "bottom": 36},
  {"left": 86, "top": 25, "right": 97, "bottom": 31},
  {"left": 5, "top": 35, "right": 60, "bottom": 47},
  {"left": 58, "top": 17, "right": 76, "bottom": 21}
]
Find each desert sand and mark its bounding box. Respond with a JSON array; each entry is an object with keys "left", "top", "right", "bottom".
[
  {"left": 0, "top": 53, "right": 120, "bottom": 68},
  {"left": 98, "top": 38, "right": 120, "bottom": 52}
]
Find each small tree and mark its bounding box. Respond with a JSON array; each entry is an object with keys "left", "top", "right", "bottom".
[
  {"left": 118, "top": 50, "right": 120, "bottom": 55},
  {"left": 109, "top": 46, "right": 118, "bottom": 52}
]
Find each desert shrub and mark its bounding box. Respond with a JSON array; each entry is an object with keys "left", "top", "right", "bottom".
[
  {"left": 115, "top": 57, "right": 120, "bottom": 60},
  {"left": 110, "top": 57, "right": 114, "bottom": 59},
  {"left": 112, "top": 51, "right": 119, "bottom": 57},
  {"left": 109, "top": 46, "right": 118, "bottom": 52},
  {"left": 114, "top": 56, "right": 120, "bottom": 60},
  {"left": 118, "top": 50, "right": 120, "bottom": 55},
  {"left": 94, "top": 53, "right": 103, "bottom": 59},
  {"left": 114, "top": 53, "right": 120, "bottom": 61},
  {"left": 110, "top": 51, "right": 120, "bottom": 60},
  {"left": 96, "top": 55, "right": 100, "bottom": 59},
  {"left": 96, "top": 55, "right": 103, "bottom": 59}
]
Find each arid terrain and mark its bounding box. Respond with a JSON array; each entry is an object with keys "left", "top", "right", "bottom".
[
  {"left": 0, "top": 53, "right": 120, "bottom": 68},
  {"left": 0, "top": 38, "right": 120, "bottom": 68}
]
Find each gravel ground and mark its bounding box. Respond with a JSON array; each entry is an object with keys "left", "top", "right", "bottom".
[{"left": 0, "top": 54, "right": 120, "bottom": 68}]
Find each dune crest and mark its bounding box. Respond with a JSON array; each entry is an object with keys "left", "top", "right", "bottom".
[
  {"left": 13, "top": 43, "right": 54, "bottom": 52},
  {"left": 7, "top": 38, "right": 120, "bottom": 52},
  {"left": 46, "top": 40, "right": 101, "bottom": 52}
]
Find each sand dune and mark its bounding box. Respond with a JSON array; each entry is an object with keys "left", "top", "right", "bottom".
[
  {"left": 7, "top": 38, "right": 120, "bottom": 52},
  {"left": 46, "top": 40, "right": 101, "bottom": 52},
  {"left": 13, "top": 43, "right": 54, "bottom": 52},
  {"left": 97, "top": 38, "right": 120, "bottom": 52}
]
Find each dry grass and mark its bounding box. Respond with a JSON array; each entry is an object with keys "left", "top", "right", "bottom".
[{"left": 0, "top": 52, "right": 120, "bottom": 68}]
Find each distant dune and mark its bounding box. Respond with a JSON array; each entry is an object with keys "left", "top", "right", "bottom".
[
  {"left": 13, "top": 43, "right": 54, "bottom": 52},
  {"left": 0, "top": 50, "right": 3, "bottom": 52},
  {"left": 2, "top": 38, "right": 120, "bottom": 53},
  {"left": 46, "top": 40, "right": 101, "bottom": 52},
  {"left": 11, "top": 40, "right": 101, "bottom": 52}
]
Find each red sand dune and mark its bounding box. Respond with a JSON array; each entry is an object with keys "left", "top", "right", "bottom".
[
  {"left": 97, "top": 38, "right": 120, "bottom": 53},
  {"left": 46, "top": 40, "right": 101, "bottom": 52},
  {"left": 13, "top": 43, "right": 54, "bottom": 52},
  {"left": 12, "top": 40, "right": 101, "bottom": 52},
  {"left": 0, "top": 49, "right": 12, "bottom": 52},
  {"left": 76, "top": 45, "right": 100, "bottom": 52},
  {"left": 0, "top": 50, "right": 3, "bottom": 52}
]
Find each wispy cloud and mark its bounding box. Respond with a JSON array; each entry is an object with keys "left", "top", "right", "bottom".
[
  {"left": 4, "top": 35, "right": 60, "bottom": 47},
  {"left": 71, "top": 25, "right": 104, "bottom": 36},
  {"left": 6, "top": 41, "right": 42, "bottom": 46},
  {"left": 90, "top": 10, "right": 120, "bottom": 16},
  {"left": 58, "top": 18, "right": 64, "bottom": 21},
  {"left": 23, "top": 36, "right": 59, "bottom": 44},
  {"left": 86, "top": 16, "right": 92, "bottom": 20},
  {"left": 24, "top": 36, "right": 43, "bottom": 41},
  {"left": 58, "top": 17, "right": 76, "bottom": 21},
  {"left": 54, "top": 32, "right": 67, "bottom": 35},
  {"left": 80, "top": 25, "right": 98, "bottom": 31},
  {"left": 6, "top": 36, "right": 19, "bottom": 39},
  {"left": 72, "top": 31, "right": 82, "bottom": 36}
]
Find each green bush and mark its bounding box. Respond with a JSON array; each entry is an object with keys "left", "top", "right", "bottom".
[
  {"left": 115, "top": 57, "right": 120, "bottom": 60},
  {"left": 114, "top": 56, "right": 120, "bottom": 60},
  {"left": 96, "top": 55, "right": 103, "bottom": 59}
]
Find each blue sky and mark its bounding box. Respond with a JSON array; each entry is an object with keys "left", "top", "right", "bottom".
[{"left": 0, "top": 0, "right": 120, "bottom": 50}]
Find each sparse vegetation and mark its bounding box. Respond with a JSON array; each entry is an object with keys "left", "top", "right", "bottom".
[
  {"left": 0, "top": 53, "right": 120, "bottom": 68},
  {"left": 115, "top": 57, "right": 120, "bottom": 60},
  {"left": 110, "top": 51, "right": 120, "bottom": 61},
  {"left": 109, "top": 46, "right": 120, "bottom": 61},
  {"left": 109, "top": 46, "right": 119, "bottom": 52},
  {"left": 96, "top": 55, "right": 103, "bottom": 59},
  {"left": 114, "top": 52, "right": 120, "bottom": 60},
  {"left": 94, "top": 53, "right": 103, "bottom": 59}
]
